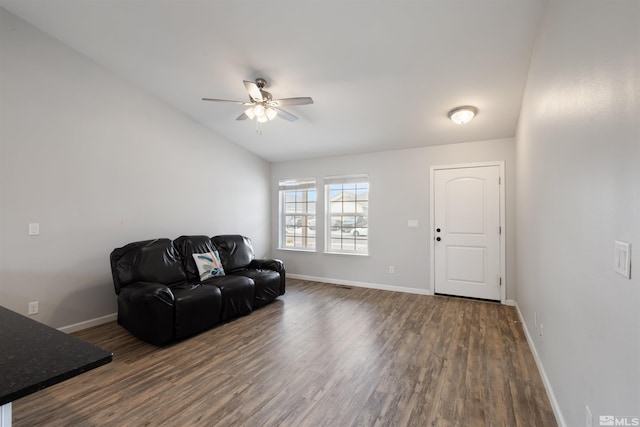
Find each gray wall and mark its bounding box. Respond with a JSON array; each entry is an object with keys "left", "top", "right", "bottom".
[
  {"left": 271, "top": 138, "right": 516, "bottom": 299},
  {"left": 0, "top": 9, "right": 271, "bottom": 328},
  {"left": 516, "top": 1, "right": 639, "bottom": 425}
]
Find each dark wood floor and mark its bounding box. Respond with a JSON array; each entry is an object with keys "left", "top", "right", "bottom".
[{"left": 13, "top": 279, "right": 556, "bottom": 426}]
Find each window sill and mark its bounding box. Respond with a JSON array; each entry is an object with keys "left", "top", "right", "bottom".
[
  {"left": 277, "top": 247, "right": 317, "bottom": 253},
  {"left": 323, "top": 251, "right": 369, "bottom": 257}
]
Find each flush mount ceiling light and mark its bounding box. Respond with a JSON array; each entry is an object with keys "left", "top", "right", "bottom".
[{"left": 448, "top": 106, "right": 478, "bottom": 125}]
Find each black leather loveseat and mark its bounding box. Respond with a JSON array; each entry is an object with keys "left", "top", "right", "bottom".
[{"left": 110, "top": 235, "right": 285, "bottom": 345}]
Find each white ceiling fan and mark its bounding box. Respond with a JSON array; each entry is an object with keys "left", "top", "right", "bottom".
[{"left": 202, "top": 78, "right": 313, "bottom": 130}]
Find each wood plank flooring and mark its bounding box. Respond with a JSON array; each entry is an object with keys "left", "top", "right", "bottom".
[{"left": 12, "top": 279, "right": 557, "bottom": 426}]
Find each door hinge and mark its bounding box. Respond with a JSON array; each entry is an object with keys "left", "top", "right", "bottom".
[
  {"left": 499, "top": 277, "right": 502, "bottom": 286},
  {"left": 499, "top": 226, "right": 502, "bottom": 235},
  {"left": 499, "top": 176, "right": 501, "bottom": 185}
]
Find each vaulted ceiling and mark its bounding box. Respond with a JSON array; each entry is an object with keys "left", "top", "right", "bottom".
[{"left": 1, "top": 0, "right": 544, "bottom": 162}]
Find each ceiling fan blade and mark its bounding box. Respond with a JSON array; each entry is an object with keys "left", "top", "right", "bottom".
[
  {"left": 243, "top": 80, "right": 263, "bottom": 102},
  {"left": 274, "top": 107, "right": 298, "bottom": 122},
  {"left": 270, "top": 97, "right": 314, "bottom": 107},
  {"left": 202, "top": 98, "right": 251, "bottom": 105},
  {"left": 236, "top": 112, "right": 250, "bottom": 120}
]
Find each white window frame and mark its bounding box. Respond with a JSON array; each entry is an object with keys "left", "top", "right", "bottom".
[
  {"left": 324, "top": 174, "right": 369, "bottom": 256},
  {"left": 278, "top": 177, "right": 317, "bottom": 251}
]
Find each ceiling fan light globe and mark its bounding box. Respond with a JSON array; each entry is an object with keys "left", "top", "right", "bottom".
[
  {"left": 253, "top": 104, "right": 266, "bottom": 117},
  {"left": 257, "top": 115, "right": 268, "bottom": 123},
  {"left": 244, "top": 107, "right": 256, "bottom": 120},
  {"left": 266, "top": 107, "right": 277, "bottom": 121}
]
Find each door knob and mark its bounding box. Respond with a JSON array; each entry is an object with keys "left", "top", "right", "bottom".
[
  {"left": 436, "top": 228, "right": 441, "bottom": 233},
  {"left": 436, "top": 237, "right": 441, "bottom": 242}
]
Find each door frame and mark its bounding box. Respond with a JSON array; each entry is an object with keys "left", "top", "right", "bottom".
[{"left": 429, "top": 161, "right": 506, "bottom": 304}]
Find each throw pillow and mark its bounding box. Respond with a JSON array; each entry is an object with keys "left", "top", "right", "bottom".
[{"left": 192, "top": 251, "right": 225, "bottom": 280}]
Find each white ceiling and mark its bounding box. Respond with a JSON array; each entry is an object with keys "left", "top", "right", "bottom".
[{"left": 1, "top": 0, "right": 544, "bottom": 162}]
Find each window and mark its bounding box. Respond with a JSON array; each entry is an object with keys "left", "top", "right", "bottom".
[
  {"left": 325, "top": 175, "right": 369, "bottom": 255},
  {"left": 279, "top": 178, "right": 316, "bottom": 250}
]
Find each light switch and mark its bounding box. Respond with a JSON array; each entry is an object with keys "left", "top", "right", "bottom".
[
  {"left": 408, "top": 220, "right": 419, "bottom": 228},
  {"left": 28, "top": 223, "right": 40, "bottom": 236},
  {"left": 614, "top": 241, "right": 631, "bottom": 279}
]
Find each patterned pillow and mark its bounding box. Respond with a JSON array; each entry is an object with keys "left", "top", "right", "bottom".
[{"left": 192, "top": 251, "right": 225, "bottom": 280}]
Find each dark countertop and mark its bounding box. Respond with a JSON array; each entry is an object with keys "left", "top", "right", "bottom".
[{"left": 0, "top": 306, "right": 112, "bottom": 406}]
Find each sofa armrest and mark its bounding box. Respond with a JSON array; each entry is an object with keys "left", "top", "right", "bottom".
[
  {"left": 249, "top": 259, "right": 286, "bottom": 295},
  {"left": 120, "top": 282, "right": 175, "bottom": 304},
  {"left": 249, "top": 258, "right": 284, "bottom": 274},
  {"left": 117, "top": 282, "right": 175, "bottom": 345}
]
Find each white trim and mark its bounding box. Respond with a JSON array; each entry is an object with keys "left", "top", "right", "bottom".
[
  {"left": 324, "top": 173, "right": 369, "bottom": 184},
  {"left": 288, "top": 274, "right": 432, "bottom": 296},
  {"left": 1, "top": 403, "right": 11, "bottom": 427},
  {"left": 322, "top": 251, "right": 369, "bottom": 257},
  {"left": 276, "top": 247, "right": 317, "bottom": 253},
  {"left": 57, "top": 313, "right": 117, "bottom": 334},
  {"left": 429, "top": 161, "right": 507, "bottom": 304},
  {"left": 278, "top": 177, "right": 316, "bottom": 190},
  {"left": 515, "top": 302, "right": 567, "bottom": 427}
]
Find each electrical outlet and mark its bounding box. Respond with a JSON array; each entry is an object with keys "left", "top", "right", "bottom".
[
  {"left": 388, "top": 266, "right": 395, "bottom": 274},
  {"left": 28, "top": 301, "right": 39, "bottom": 315},
  {"left": 585, "top": 405, "right": 593, "bottom": 427}
]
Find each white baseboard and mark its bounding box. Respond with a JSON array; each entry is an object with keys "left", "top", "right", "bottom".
[
  {"left": 58, "top": 313, "right": 117, "bottom": 334},
  {"left": 515, "top": 302, "right": 566, "bottom": 427},
  {"left": 288, "top": 274, "right": 432, "bottom": 296},
  {"left": 504, "top": 299, "right": 516, "bottom": 306}
]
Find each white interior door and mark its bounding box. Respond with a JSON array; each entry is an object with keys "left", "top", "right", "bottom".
[{"left": 433, "top": 165, "right": 501, "bottom": 301}]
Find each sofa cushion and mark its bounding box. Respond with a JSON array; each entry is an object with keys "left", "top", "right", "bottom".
[
  {"left": 110, "top": 239, "right": 187, "bottom": 293},
  {"left": 192, "top": 251, "right": 225, "bottom": 280},
  {"left": 211, "top": 235, "right": 255, "bottom": 272},
  {"left": 201, "top": 275, "right": 255, "bottom": 320},
  {"left": 230, "top": 269, "right": 281, "bottom": 308}
]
